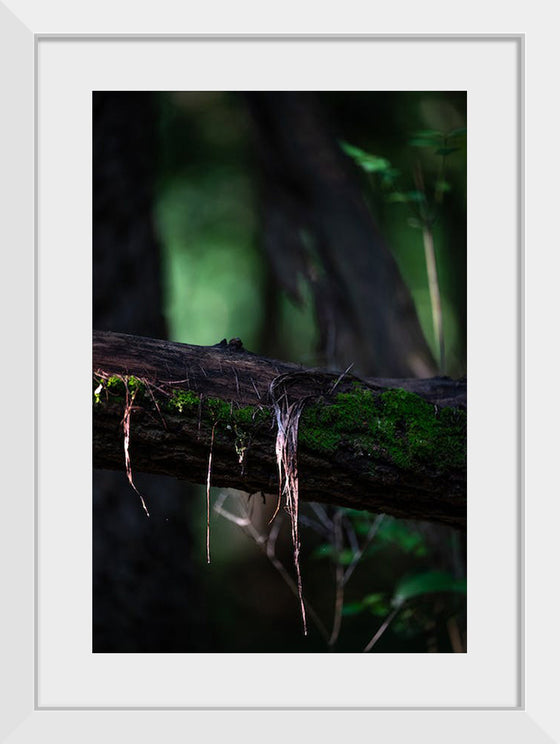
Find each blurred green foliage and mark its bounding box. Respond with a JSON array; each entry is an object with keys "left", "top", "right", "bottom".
[
  {"left": 155, "top": 92, "right": 320, "bottom": 363},
  {"left": 150, "top": 91, "right": 466, "bottom": 652},
  {"left": 341, "top": 121, "right": 467, "bottom": 373},
  {"left": 154, "top": 91, "right": 466, "bottom": 374}
]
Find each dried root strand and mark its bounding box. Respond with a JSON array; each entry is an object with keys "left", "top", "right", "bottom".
[
  {"left": 206, "top": 422, "right": 217, "bottom": 564},
  {"left": 122, "top": 381, "right": 150, "bottom": 518},
  {"left": 269, "top": 374, "right": 313, "bottom": 635}
]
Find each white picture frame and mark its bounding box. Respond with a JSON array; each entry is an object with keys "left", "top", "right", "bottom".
[{"left": 1, "top": 0, "right": 554, "bottom": 740}]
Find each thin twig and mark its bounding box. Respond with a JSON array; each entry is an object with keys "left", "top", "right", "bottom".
[
  {"left": 343, "top": 514, "right": 385, "bottom": 586},
  {"left": 251, "top": 378, "right": 262, "bottom": 400},
  {"left": 328, "top": 510, "right": 345, "bottom": 648},
  {"left": 414, "top": 162, "right": 445, "bottom": 374},
  {"left": 298, "top": 514, "right": 331, "bottom": 540},
  {"left": 328, "top": 362, "right": 355, "bottom": 394},
  {"left": 363, "top": 605, "right": 400, "bottom": 653},
  {"left": 144, "top": 380, "right": 167, "bottom": 429},
  {"left": 233, "top": 368, "right": 240, "bottom": 396},
  {"left": 422, "top": 226, "right": 445, "bottom": 373},
  {"left": 214, "top": 492, "right": 253, "bottom": 529},
  {"left": 447, "top": 615, "right": 464, "bottom": 653},
  {"left": 434, "top": 151, "right": 447, "bottom": 205},
  {"left": 214, "top": 494, "right": 330, "bottom": 642},
  {"left": 342, "top": 512, "right": 360, "bottom": 556},
  {"left": 197, "top": 395, "right": 203, "bottom": 438},
  {"left": 309, "top": 503, "right": 334, "bottom": 531},
  {"left": 206, "top": 422, "right": 217, "bottom": 564}
]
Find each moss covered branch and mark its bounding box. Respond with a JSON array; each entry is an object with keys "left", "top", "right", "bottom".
[{"left": 93, "top": 331, "right": 466, "bottom": 529}]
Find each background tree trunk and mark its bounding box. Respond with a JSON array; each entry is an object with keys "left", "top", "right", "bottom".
[
  {"left": 245, "top": 91, "right": 437, "bottom": 377},
  {"left": 93, "top": 92, "right": 208, "bottom": 653}
]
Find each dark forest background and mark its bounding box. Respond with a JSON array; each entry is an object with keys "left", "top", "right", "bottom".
[{"left": 93, "top": 91, "right": 466, "bottom": 653}]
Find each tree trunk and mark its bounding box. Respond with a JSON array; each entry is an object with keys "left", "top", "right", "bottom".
[
  {"left": 245, "top": 91, "right": 437, "bottom": 377},
  {"left": 92, "top": 92, "right": 207, "bottom": 653},
  {"left": 93, "top": 331, "right": 466, "bottom": 530}
]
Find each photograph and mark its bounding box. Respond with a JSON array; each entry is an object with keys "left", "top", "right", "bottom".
[
  {"left": 0, "top": 6, "right": 544, "bottom": 736},
  {"left": 92, "top": 90, "right": 467, "bottom": 653}
]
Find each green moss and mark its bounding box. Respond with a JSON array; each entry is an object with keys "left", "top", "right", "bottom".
[
  {"left": 205, "top": 397, "right": 230, "bottom": 421},
  {"left": 299, "top": 385, "right": 377, "bottom": 455},
  {"left": 93, "top": 370, "right": 464, "bottom": 475},
  {"left": 377, "top": 389, "right": 466, "bottom": 470},
  {"left": 299, "top": 385, "right": 466, "bottom": 473},
  {"left": 167, "top": 389, "right": 200, "bottom": 413},
  {"left": 93, "top": 375, "right": 272, "bottom": 456},
  {"left": 105, "top": 375, "right": 125, "bottom": 393},
  {"left": 93, "top": 374, "right": 145, "bottom": 403},
  {"left": 298, "top": 404, "right": 344, "bottom": 453},
  {"left": 166, "top": 393, "right": 271, "bottom": 465},
  {"left": 126, "top": 375, "right": 144, "bottom": 395},
  {"left": 232, "top": 405, "right": 270, "bottom": 427},
  {"left": 233, "top": 424, "right": 250, "bottom": 463}
]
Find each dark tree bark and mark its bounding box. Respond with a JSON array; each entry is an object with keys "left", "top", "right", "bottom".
[
  {"left": 93, "top": 331, "right": 466, "bottom": 530},
  {"left": 245, "top": 92, "right": 437, "bottom": 377},
  {"left": 93, "top": 92, "right": 166, "bottom": 338},
  {"left": 93, "top": 93, "right": 208, "bottom": 653}
]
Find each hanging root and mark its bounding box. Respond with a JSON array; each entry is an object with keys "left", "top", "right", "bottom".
[
  {"left": 206, "top": 422, "right": 217, "bottom": 564},
  {"left": 269, "top": 374, "right": 313, "bottom": 635},
  {"left": 122, "top": 381, "right": 150, "bottom": 517}
]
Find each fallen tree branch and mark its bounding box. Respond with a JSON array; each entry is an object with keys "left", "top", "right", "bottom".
[{"left": 93, "top": 331, "right": 466, "bottom": 530}]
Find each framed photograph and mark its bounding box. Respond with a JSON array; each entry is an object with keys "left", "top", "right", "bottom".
[{"left": 2, "top": 1, "right": 552, "bottom": 739}]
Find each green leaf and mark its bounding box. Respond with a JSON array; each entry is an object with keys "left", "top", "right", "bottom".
[
  {"left": 392, "top": 570, "right": 467, "bottom": 607},
  {"left": 413, "top": 129, "right": 444, "bottom": 138},
  {"left": 339, "top": 141, "right": 364, "bottom": 158},
  {"left": 341, "top": 601, "right": 366, "bottom": 617},
  {"left": 435, "top": 147, "right": 461, "bottom": 157},
  {"left": 362, "top": 592, "right": 386, "bottom": 606},
  {"left": 343, "top": 509, "right": 379, "bottom": 536},
  {"left": 311, "top": 544, "right": 355, "bottom": 565},
  {"left": 339, "top": 140, "right": 392, "bottom": 173},
  {"left": 353, "top": 521, "right": 375, "bottom": 536},
  {"left": 409, "top": 130, "right": 444, "bottom": 147},
  {"left": 380, "top": 168, "right": 401, "bottom": 188},
  {"left": 406, "top": 190, "right": 425, "bottom": 203},
  {"left": 382, "top": 167, "right": 401, "bottom": 180},
  {"left": 363, "top": 593, "right": 388, "bottom": 610},
  {"left": 409, "top": 137, "right": 441, "bottom": 148},
  {"left": 447, "top": 127, "right": 467, "bottom": 139},
  {"left": 378, "top": 518, "right": 427, "bottom": 553},
  {"left": 336, "top": 549, "right": 357, "bottom": 566},
  {"left": 311, "top": 543, "right": 335, "bottom": 559},
  {"left": 339, "top": 507, "right": 365, "bottom": 518},
  {"left": 342, "top": 593, "right": 391, "bottom": 617},
  {"left": 360, "top": 158, "right": 393, "bottom": 173},
  {"left": 386, "top": 191, "right": 410, "bottom": 203},
  {"left": 435, "top": 179, "right": 452, "bottom": 194},
  {"left": 386, "top": 190, "right": 425, "bottom": 205}
]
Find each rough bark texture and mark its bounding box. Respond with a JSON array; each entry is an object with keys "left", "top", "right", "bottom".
[
  {"left": 93, "top": 331, "right": 466, "bottom": 530},
  {"left": 245, "top": 92, "right": 437, "bottom": 377}
]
